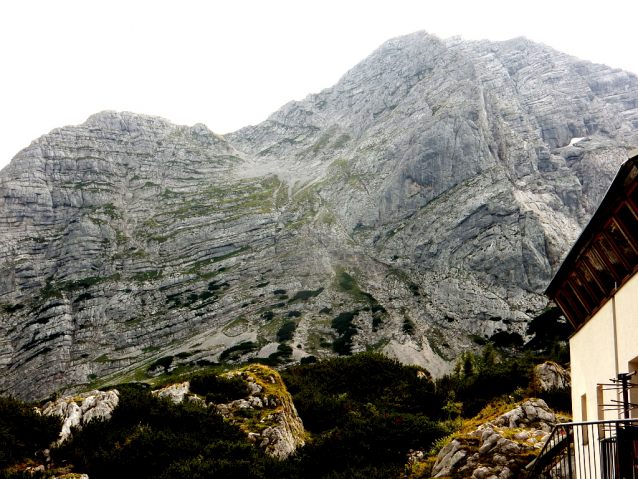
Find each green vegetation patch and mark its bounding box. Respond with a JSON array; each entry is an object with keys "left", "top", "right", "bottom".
[
  {"left": 331, "top": 311, "right": 359, "bottom": 356},
  {"left": 288, "top": 287, "right": 324, "bottom": 303},
  {"left": 276, "top": 321, "right": 297, "bottom": 342},
  {"left": 0, "top": 396, "right": 61, "bottom": 469},
  {"left": 219, "top": 341, "right": 258, "bottom": 362}
]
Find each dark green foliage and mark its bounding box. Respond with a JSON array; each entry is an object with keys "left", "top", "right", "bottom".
[
  {"left": 149, "top": 356, "right": 173, "bottom": 371},
  {"left": 288, "top": 288, "right": 324, "bottom": 303},
  {"left": 261, "top": 311, "right": 274, "bottom": 321},
  {"left": 256, "top": 282, "right": 269, "bottom": 288},
  {"left": 469, "top": 334, "right": 487, "bottom": 345},
  {"left": 277, "top": 321, "right": 297, "bottom": 342},
  {"left": 280, "top": 353, "right": 449, "bottom": 478},
  {"left": 0, "top": 396, "right": 61, "bottom": 469},
  {"left": 402, "top": 317, "right": 415, "bottom": 335},
  {"left": 539, "top": 385, "right": 572, "bottom": 413},
  {"left": 371, "top": 305, "right": 386, "bottom": 314},
  {"left": 198, "top": 290, "right": 215, "bottom": 300},
  {"left": 73, "top": 292, "right": 93, "bottom": 303},
  {"left": 281, "top": 352, "right": 442, "bottom": 432},
  {"left": 372, "top": 317, "right": 383, "bottom": 330},
  {"left": 267, "top": 344, "right": 294, "bottom": 364},
  {"left": 175, "top": 352, "right": 192, "bottom": 359},
  {"left": 525, "top": 307, "right": 572, "bottom": 350},
  {"left": 2, "top": 347, "right": 573, "bottom": 479},
  {"left": 207, "top": 281, "right": 229, "bottom": 291},
  {"left": 273, "top": 289, "right": 287, "bottom": 295},
  {"left": 52, "top": 387, "right": 280, "bottom": 479},
  {"left": 331, "top": 311, "right": 358, "bottom": 355},
  {"left": 318, "top": 307, "right": 331, "bottom": 314},
  {"left": 337, "top": 271, "right": 356, "bottom": 291},
  {"left": 287, "top": 310, "right": 301, "bottom": 318},
  {"left": 489, "top": 331, "right": 523, "bottom": 348},
  {"left": 188, "top": 371, "right": 248, "bottom": 404},
  {"left": 219, "top": 342, "right": 258, "bottom": 361},
  {"left": 437, "top": 343, "right": 572, "bottom": 418},
  {"left": 187, "top": 293, "right": 199, "bottom": 302},
  {"left": 1, "top": 303, "right": 24, "bottom": 314}
]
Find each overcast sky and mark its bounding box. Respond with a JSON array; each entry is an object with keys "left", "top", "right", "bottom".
[{"left": 1, "top": 0, "right": 637, "bottom": 170}]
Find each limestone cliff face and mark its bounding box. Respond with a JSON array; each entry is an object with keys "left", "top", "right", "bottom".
[{"left": 1, "top": 31, "right": 638, "bottom": 399}]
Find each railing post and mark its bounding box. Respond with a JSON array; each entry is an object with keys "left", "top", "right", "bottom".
[{"left": 566, "top": 425, "right": 574, "bottom": 479}]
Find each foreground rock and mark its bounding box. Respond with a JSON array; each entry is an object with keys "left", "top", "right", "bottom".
[
  {"left": 38, "top": 389, "right": 119, "bottom": 443},
  {"left": 534, "top": 361, "right": 571, "bottom": 391},
  {"left": 431, "top": 399, "right": 559, "bottom": 478},
  {"left": 152, "top": 364, "right": 305, "bottom": 458}
]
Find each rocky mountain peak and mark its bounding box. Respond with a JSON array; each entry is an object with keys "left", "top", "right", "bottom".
[{"left": 1, "top": 33, "right": 637, "bottom": 400}]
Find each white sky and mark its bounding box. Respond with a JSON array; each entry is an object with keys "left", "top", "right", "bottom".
[{"left": 1, "top": 0, "right": 637, "bottom": 171}]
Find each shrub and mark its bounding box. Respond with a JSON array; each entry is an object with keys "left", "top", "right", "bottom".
[
  {"left": 277, "top": 321, "right": 297, "bottom": 342},
  {"left": 288, "top": 288, "right": 324, "bottom": 303},
  {"left": 0, "top": 397, "right": 61, "bottom": 469},
  {"left": 331, "top": 311, "right": 358, "bottom": 355},
  {"left": 219, "top": 342, "right": 258, "bottom": 361},
  {"left": 188, "top": 371, "right": 248, "bottom": 404}
]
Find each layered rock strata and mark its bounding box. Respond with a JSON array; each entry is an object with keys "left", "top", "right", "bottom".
[{"left": 1, "top": 31, "right": 638, "bottom": 398}]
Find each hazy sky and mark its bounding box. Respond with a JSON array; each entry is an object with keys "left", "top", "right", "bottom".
[{"left": 1, "top": 0, "right": 637, "bottom": 170}]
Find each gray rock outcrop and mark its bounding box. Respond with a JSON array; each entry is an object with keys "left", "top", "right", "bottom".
[
  {"left": 431, "top": 399, "right": 558, "bottom": 478},
  {"left": 1, "top": 31, "right": 638, "bottom": 399},
  {"left": 151, "top": 365, "right": 305, "bottom": 458},
  {"left": 38, "top": 389, "right": 119, "bottom": 443},
  {"left": 534, "top": 361, "right": 571, "bottom": 391}
]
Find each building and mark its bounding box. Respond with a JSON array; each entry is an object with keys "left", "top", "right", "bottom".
[
  {"left": 535, "top": 149, "right": 638, "bottom": 479},
  {"left": 545, "top": 149, "right": 638, "bottom": 422}
]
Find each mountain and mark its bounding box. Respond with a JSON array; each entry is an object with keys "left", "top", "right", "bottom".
[{"left": 1, "top": 31, "right": 637, "bottom": 400}]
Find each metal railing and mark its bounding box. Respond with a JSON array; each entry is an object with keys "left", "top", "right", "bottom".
[{"left": 527, "top": 419, "right": 638, "bottom": 479}]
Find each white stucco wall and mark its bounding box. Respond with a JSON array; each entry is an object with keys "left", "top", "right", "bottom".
[{"left": 570, "top": 272, "right": 638, "bottom": 422}]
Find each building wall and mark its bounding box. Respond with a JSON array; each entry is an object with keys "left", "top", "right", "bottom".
[{"left": 570, "top": 272, "right": 638, "bottom": 421}]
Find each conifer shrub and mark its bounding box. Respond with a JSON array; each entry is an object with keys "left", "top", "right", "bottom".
[
  {"left": 53, "top": 387, "right": 276, "bottom": 479},
  {"left": 276, "top": 321, "right": 297, "bottom": 341},
  {"left": 281, "top": 352, "right": 443, "bottom": 432},
  {"left": 288, "top": 288, "right": 324, "bottom": 303},
  {"left": 331, "top": 311, "right": 358, "bottom": 355},
  {"left": 219, "top": 342, "right": 258, "bottom": 361},
  {"left": 148, "top": 356, "right": 174, "bottom": 372},
  {"left": 402, "top": 317, "right": 415, "bottom": 335},
  {"left": 0, "top": 397, "right": 61, "bottom": 469},
  {"left": 188, "top": 371, "right": 248, "bottom": 404}
]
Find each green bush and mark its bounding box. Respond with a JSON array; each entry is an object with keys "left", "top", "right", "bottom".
[
  {"left": 277, "top": 321, "right": 297, "bottom": 342},
  {"left": 288, "top": 288, "right": 324, "bottom": 303},
  {"left": 331, "top": 311, "right": 358, "bottom": 355},
  {"left": 219, "top": 342, "right": 258, "bottom": 361},
  {"left": 0, "top": 396, "right": 61, "bottom": 469},
  {"left": 188, "top": 371, "right": 248, "bottom": 404}
]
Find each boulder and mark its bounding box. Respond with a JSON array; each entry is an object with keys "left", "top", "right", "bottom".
[
  {"left": 534, "top": 362, "right": 571, "bottom": 391},
  {"left": 39, "top": 390, "right": 120, "bottom": 443},
  {"left": 429, "top": 400, "right": 559, "bottom": 478}
]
